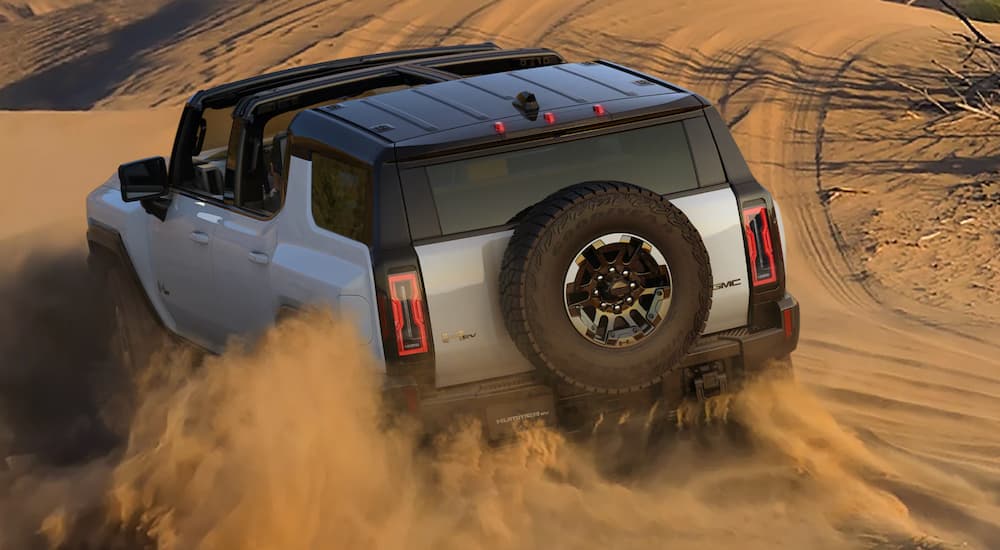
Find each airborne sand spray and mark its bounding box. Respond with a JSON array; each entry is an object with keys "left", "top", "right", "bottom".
[{"left": 0, "top": 245, "right": 965, "bottom": 550}]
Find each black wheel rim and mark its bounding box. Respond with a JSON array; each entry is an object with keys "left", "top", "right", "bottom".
[{"left": 563, "top": 232, "right": 672, "bottom": 348}]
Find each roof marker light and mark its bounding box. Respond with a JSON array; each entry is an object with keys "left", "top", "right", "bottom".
[
  {"left": 493, "top": 121, "right": 506, "bottom": 134},
  {"left": 593, "top": 104, "right": 607, "bottom": 116},
  {"left": 543, "top": 112, "right": 556, "bottom": 124}
]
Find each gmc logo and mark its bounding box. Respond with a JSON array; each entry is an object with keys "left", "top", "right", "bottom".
[{"left": 712, "top": 279, "right": 742, "bottom": 291}]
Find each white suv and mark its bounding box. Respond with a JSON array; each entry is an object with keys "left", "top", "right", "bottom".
[{"left": 86, "top": 43, "right": 799, "bottom": 439}]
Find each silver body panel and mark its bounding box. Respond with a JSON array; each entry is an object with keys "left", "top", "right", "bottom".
[
  {"left": 416, "top": 230, "right": 535, "bottom": 387},
  {"left": 86, "top": 156, "right": 385, "bottom": 366},
  {"left": 669, "top": 188, "right": 751, "bottom": 333},
  {"left": 416, "top": 187, "right": 751, "bottom": 388}
]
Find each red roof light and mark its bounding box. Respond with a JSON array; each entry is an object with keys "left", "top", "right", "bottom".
[
  {"left": 543, "top": 112, "right": 556, "bottom": 124},
  {"left": 493, "top": 121, "right": 506, "bottom": 134},
  {"left": 593, "top": 104, "right": 607, "bottom": 116}
]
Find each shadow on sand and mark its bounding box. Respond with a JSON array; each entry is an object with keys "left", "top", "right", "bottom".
[{"left": 0, "top": 0, "right": 222, "bottom": 110}]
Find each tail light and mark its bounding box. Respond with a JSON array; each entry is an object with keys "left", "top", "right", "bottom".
[
  {"left": 387, "top": 271, "right": 429, "bottom": 356},
  {"left": 743, "top": 206, "right": 778, "bottom": 287}
]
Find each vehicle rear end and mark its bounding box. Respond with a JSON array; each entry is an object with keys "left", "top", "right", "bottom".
[{"left": 320, "top": 60, "right": 799, "bottom": 439}]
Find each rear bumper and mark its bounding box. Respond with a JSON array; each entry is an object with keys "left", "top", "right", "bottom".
[
  {"left": 681, "top": 292, "right": 799, "bottom": 370},
  {"left": 383, "top": 293, "right": 800, "bottom": 440}
]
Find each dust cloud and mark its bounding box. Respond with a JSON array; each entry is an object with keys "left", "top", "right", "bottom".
[
  {"left": 0, "top": 244, "right": 960, "bottom": 550},
  {"left": 0, "top": 238, "right": 123, "bottom": 463}
]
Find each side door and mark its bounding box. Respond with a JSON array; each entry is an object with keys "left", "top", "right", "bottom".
[
  {"left": 209, "top": 133, "right": 284, "bottom": 343},
  {"left": 210, "top": 209, "right": 279, "bottom": 344},
  {"left": 147, "top": 191, "right": 225, "bottom": 350}
]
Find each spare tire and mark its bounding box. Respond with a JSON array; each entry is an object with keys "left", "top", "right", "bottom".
[{"left": 499, "top": 181, "right": 713, "bottom": 394}]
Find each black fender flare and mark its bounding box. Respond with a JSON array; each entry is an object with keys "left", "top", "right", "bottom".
[{"left": 86, "top": 222, "right": 167, "bottom": 331}]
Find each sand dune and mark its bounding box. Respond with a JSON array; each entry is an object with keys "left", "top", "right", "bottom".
[
  {"left": 0, "top": 1, "right": 92, "bottom": 22},
  {"left": 0, "top": 110, "right": 178, "bottom": 244},
  {"left": 0, "top": 0, "right": 998, "bottom": 548}
]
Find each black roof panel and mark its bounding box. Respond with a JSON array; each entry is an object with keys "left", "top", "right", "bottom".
[{"left": 316, "top": 61, "right": 697, "bottom": 146}]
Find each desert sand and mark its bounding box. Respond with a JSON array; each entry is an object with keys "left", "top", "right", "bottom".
[{"left": 0, "top": 0, "right": 998, "bottom": 549}]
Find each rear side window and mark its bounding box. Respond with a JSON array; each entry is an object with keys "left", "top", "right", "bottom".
[
  {"left": 683, "top": 116, "right": 727, "bottom": 187},
  {"left": 310, "top": 152, "right": 373, "bottom": 244},
  {"left": 425, "top": 121, "right": 700, "bottom": 235}
]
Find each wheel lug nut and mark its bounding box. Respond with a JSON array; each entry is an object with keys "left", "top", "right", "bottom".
[
  {"left": 623, "top": 270, "right": 630, "bottom": 276},
  {"left": 594, "top": 289, "right": 600, "bottom": 295},
  {"left": 626, "top": 297, "right": 633, "bottom": 303},
  {"left": 597, "top": 275, "right": 604, "bottom": 281},
  {"left": 609, "top": 267, "right": 616, "bottom": 273},
  {"left": 614, "top": 305, "right": 621, "bottom": 312},
  {"left": 629, "top": 282, "right": 636, "bottom": 288}
]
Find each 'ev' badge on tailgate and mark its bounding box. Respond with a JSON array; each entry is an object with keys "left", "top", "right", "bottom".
[{"left": 442, "top": 330, "right": 477, "bottom": 343}]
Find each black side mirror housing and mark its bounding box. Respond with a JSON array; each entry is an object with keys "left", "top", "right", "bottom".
[{"left": 119, "top": 156, "right": 168, "bottom": 203}]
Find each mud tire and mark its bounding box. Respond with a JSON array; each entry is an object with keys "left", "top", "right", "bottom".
[
  {"left": 99, "top": 263, "right": 169, "bottom": 438},
  {"left": 500, "top": 181, "right": 713, "bottom": 394}
]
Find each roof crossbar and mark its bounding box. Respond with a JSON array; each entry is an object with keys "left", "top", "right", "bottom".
[
  {"left": 193, "top": 42, "right": 501, "bottom": 109},
  {"left": 416, "top": 48, "right": 565, "bottom": 77}
]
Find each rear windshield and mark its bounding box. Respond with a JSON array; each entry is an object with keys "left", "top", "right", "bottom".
[{"left": 425, "top": 121, "right": 701, "bottom": 235}]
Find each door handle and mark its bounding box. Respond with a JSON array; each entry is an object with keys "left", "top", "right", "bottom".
[
  {"left": 248, "top": 251, "right": 270, "bottom": 265},
  {"left": 190, "top": 231, "right": 210, "bottom": 245}
]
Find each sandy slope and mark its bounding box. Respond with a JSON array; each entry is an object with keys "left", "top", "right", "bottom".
[
  {"left": 0, "top": 1, "right": 92, "bottom": 22},
  {"left": 0, "top": 0, "right": 998, "bottom": 548},
  {"left": 0, "top": 110, "right": 178, "bottom": 243}
]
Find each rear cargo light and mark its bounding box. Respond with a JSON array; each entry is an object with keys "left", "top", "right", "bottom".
[
  {"left": 387, "top": 272, "right": 429, "bottom": 356},
  {"left": 743, "top": 206, "right": 778, "bottom": 286}
]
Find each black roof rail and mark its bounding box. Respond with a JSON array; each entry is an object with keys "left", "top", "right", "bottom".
[
  {"left": 192, "top": 42, "right": 502, "bottom": 109},
  {"left": 396, "top": 64, "right": 463, "bottom": 82},
  {"left": 417, "top": 47, "right": 565, "bottom": 76}
]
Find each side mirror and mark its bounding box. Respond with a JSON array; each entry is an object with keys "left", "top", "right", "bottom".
[{"left": 119, "top": 157, "right": 168, "bottom": 202}]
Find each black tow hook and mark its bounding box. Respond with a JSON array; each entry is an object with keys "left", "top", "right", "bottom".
[{"left": 686, "top": 361, "right": 729, "bottom": 401}]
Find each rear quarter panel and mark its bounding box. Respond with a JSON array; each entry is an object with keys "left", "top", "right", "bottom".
[
  {"left": 268, "top": 155, "right": 385, "bottom": 365},
  {"left": 669, "top": 186, "right": 750, "bottom": 332}
]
